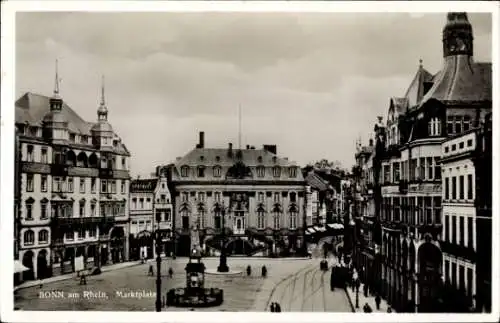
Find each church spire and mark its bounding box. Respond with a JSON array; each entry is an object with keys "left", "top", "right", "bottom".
[
  {"left": 49, "top": 59, "right": 63, "bottom": 111},
  {"left": 97, "top": 75, "right": 108, "bottom": 122}
]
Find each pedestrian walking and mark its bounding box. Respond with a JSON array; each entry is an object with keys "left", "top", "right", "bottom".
[
  {"left": 246, "top": 265, "right": 252, "bottom": 276},
  {"left": 276, "top": 302, "right": 282, "bottom": 312},
  {"left": 168, "top": 267, "right": 173, "bottom": 278},
  {"left": 261, "top": 265, "right": 267, "bottom": 278},
  {"left": 148, "top": 264, "right": 154, "bottom": 276},
  {"left": 270, "top": 302, "right": 276, "bottom": 312},
  {"left": 375, "top": 295, "right": 381, "bottom": 310},
  {"left": 79, "top": 273, "right": 87, "bottom": 285},
  {"left": 387, "top": 306, "right": 392, "bottom": 313},
  {"left": 363, "top": 303, "right": 372, "bottom": 313}
]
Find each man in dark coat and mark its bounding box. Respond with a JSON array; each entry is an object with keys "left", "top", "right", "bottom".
[{"left": 375, "top": 294, "right": 381, "bottom": 310}]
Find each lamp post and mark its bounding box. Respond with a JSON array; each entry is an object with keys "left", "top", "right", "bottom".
[
  {"left": 155, "top": 213, "right": 162, "bottom": 312},
  {"left": 217, "top": 201, "right": 229, "bottom": 272}
]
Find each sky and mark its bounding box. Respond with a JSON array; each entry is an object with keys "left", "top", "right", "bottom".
[{"left": 15, "top": 12, "right": 492, "bottom": 178}]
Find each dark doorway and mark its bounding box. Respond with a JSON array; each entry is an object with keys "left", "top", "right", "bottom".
[
  {"left": 37, "top": 249, "right": 49, "bottom": 279},
  {"left": 22, "top": 251, "right": 34, "bottom": 280}
]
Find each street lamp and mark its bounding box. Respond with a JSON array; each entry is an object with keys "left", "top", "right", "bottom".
[
  {"left": 155, "top": 213, "right": 162, "bottom": 312},
  {"left": 217, "top": 201, "right": 229, "bottom": 272}
]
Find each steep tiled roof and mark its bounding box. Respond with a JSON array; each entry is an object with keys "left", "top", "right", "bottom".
[
  {"left": 172, "top": 147, "right": 303, "bottom": 182},
  {"left": 419, "top": 57, "right": 492, "bottom": 105},
  {"left": 305, "top": 172, "right": 330, "bottom": 191},
  {"left": 16, "top": 92, "right": 94, "bottom": 134},
  {"left": 130, "top": 179, "right": 157, "bottom": 192},
  {"left": 15, "top": 92, "right": 130, "bottom": 155},
  {"left": 404, "top": 66, "right": 434, "bottom": 109}
]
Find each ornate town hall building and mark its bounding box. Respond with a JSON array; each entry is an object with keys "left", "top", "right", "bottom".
[
  {"left": 359, "top": 13, "right": 491, "bottom": 313},
  {"left": 15, "top": 67, "right": 131, "bottom": 280},
  {"left": 158, "top": 132, "right": 307, "bottom": 257}
]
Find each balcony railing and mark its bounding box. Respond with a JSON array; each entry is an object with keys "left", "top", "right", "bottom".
[
  {"left": 51, "top": 163, "right": 69, "bottom": 176},
  {"left": 440, "top": 240, "right": 476, "bottom": 262},
  {"left": 99, "top": 168, "right": 114, "bottom": 178},
  {"left": 21, "top": 162, "right": 51, "bottom": 174},
  {"left": 52, "top": 215, "right": 115, "bottom": 226}
]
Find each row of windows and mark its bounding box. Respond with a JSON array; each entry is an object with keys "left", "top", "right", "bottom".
[
  {"left": 24, "top": 199, "right": 125, "bottom": 220},
  {"left": 444, "top": 138, "right": 474, "bottom": 153},
  {"left": 444, "top": 174, "right": 474, "bottom": 201},
  {"left": 382, "top": 157, "right": 441, "bottom": 183},
  {"left": 447, "top": 115, "right": 472, "bottom": 136},
  {"left": 25, "top": 175, "right": 127, "bottom": 194},
  {"left": 180, "top": 165, "right": 297, "bottom": 178},
  {"left": 381, "top": 196, "right": 442, "bottom": 225},
  {"left": 444, "top": 259, "right": 474, "bottom": 298},
  {"left": 180, "top": 191, "right": 298, "bottom": 203},
  {"left": 25, "top": 144, "right": 128, "bottom": 170},
  {"left": 443, "top": 214, "right": 474, "bottom": 249},
  {"left": 23, "top": 229, "right": 49, "bottom": 245},
  {"left": 179, "top": 211, "right": 299, "bottom": 230},
  {"left": 131, "top": 195, "right": 170, "bottom": 209}
]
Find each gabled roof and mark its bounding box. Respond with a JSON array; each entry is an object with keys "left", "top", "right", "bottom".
[
  {"left": 130, "top": 179, "right": 157, "bottom": 192},
  {"left": 419, "top": 57, "right": 491, "bottom": 105},
  {"left": 404, "top": 66, "right": 434, "bottom": 109}
]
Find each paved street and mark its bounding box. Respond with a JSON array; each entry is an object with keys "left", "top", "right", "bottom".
[{"left": 15, "top": 256, "right": 351, "bottom": 312}]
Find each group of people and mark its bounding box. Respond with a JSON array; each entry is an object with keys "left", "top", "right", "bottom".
[
  {"left": 148, "top": 264, "right": 174, "bottom": 278},
  {"left": 269, "top": 302, "right": 282, "bottom": 312},
  {"left": 245, "top": 265, "right": 268, "bottom": 277}
]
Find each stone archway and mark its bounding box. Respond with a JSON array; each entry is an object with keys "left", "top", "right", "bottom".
[
  {"left": 37, "top": 249, "right": 49, "bottom": 279},
  {"left": 22, "top": 251, "right": 34, "bottom": 281},
  {"left": 417, "top": 240, "right": 443, "bottom": 312}
]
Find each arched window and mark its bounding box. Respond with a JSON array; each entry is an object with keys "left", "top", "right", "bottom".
[
  {"left": 273, "top": 210, "right": 281, "bottom": 229},
  {"left": 25, "top": 198, "right": 34, "bottom": 220},
  {"left": 257, "top": 166, "right": 265, "bottom": 177},
  {"left": 214, "top": 208, "right": 221, "bottom": 229},
  {"left": 180, "top": 208, "right": 190, "bottom": 230},
  {"left": 197, "top": 207, "right": 205, "bottom": 228},
  {"left": 213, "top": 166, "right": 222, "bottom": 177},
  {"left": 38, "top": 229, "right": 49, "bottom": 243},
  {"left": 257, "top": 209, "right": 266, "bottom": 229},
  {"left": 24, "top": 230, "right": 35, "bottom": 245}
]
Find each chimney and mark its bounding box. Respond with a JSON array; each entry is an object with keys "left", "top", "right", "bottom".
[
  {"left": 228, "top": 143, "right": 233, "bottom": 157},
  {"left": 250, "top": 146, "right": 255, "bottom": 149},
  {"left": 199, "top": 131, "right": 205, "bottom": 149},
  {"left": 246, "top": 144, "right": 250, "bottom": 149},
  {"left": 369, "top": 139, "right": 373, "bottom": 146},
  {"left": 263, "top": 144, "right": 277, "bottom": 155}
]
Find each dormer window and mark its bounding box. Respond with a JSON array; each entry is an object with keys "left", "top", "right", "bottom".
[
  {"left": 200, "top": 156, "right": 204, "bottom": 161},
  {"left": 289, "top": 167, "right": 297, "bottom": 178},
  {"left": 215, "top": 156, "right": 220, "bottom": 162},
  {"left": 181, "top": 166, "right": 189, "bottom": 177},
  {"left": 429, "top": 117, "right": 442, "bottom": 137},
  {"left": 197, "top": 166, "right": 205, "bottom": 178},
  {"left": 273, "top": 166, "right": 281, "bottom": 178},
  {"left": 257, "top": 166, "right": 265, "bottom": 178},
  {"left": 272, "top": 156, "right": 277, "bottom": 163},
  {"left": 30, "top": 127, "right": 38, "bottom": 137},
  {"left": 81, "top": 135, "right": 88, "bottom": 144},
  {"left": 70, "top": 133, "right": 76, "bottom": 142},
  {"left": 213, "top": 166, "right": 222, "bottom": 177},
  {"left": 257, "top": 156, "right": 263, "bottom": 163}
]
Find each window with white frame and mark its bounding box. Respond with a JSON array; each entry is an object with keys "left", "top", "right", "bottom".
[
  {"left": 91, "top": 201, "right": 96, "bottom": 216},
  {"left": 26, "top": 174, "right": 34, "bottom": 192},
  {"left": 258, "top": 192, "right": 264, "bottom": 202},
  {"left": 79, "top": 200, "right": 85, "bottom": 217},
  {"left": 257, "top": 209, "right": 265, "bottom": 229},
  {"left": 121, "top": 180, "right": 126, "bottom": 194},
  {"left": 41, "top": 147, "right": 48, "bottom": 163},
  {"left": 25, "top": 200, "right": 34, "bottom": 220},
  {"left": 101, "top": 179, "right": 107, "bottom": 193},
  {"left": 91, "top": 178, "right": 96, "bottom": 193},
  {"left": 24, "top": 230, "right": 35, "bottom": 245},
  {"left": 27, "top": 145, "right": 34, "bottom": 162},
  {"left": 273, "top": 211, "right": 281, "bottom": 229},
  {"left": 289, "top": 167, "right": 297, "bottom": 178},
  {"left": 80, "top": 178, "right": 85, "bottom": 193},
  {"left": 428, "top": 117, "right": 441, "bottom": 136},
  {"left": 67, "top": 177, "right": 74, "bottom": 193},
  {"left": 41, "top": 175, "right": 48, "bottom": 192},
  {"left": 289, "top": 208, "right": 297, "bottom": 229},
  {"left": 257, "top": 166, "right": 265, "bottom": 177},
  {"left": 213, "top": 166, "right": 222, "bottom": 177},
  {"left": 40, "top": 201, "right": 48, "bottom": 219},
  {"left": 274, "top": 192, "right": 280, "bottom": 203},
  {"left": 38, "top": 230, "right": 49, "bottom": 243},
  {"left": 273, "top": 166, "right": 281, "bottom": 177},
  {"left": 214, "top": 191, "right": 221, "bottom": 202},
  {"left": 181, "top": 166, "right": 189, "bottom": 177}
]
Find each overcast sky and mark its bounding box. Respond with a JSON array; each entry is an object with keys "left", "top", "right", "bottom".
[{"left": 15, "top": 12, "right": 492, "bottom": 177}]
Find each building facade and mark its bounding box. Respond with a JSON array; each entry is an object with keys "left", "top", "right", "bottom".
[
  {"left": 15, "top": 69, "right": 131, "bottom": 280},
  {"left": 158, "top": 132, "right": 307, "bottom": 257},
  {"left": 129, "top": 174, "right": 173, "bottom": 260},
  {"left": 353, "top": 12, "right": 491, "bottom": 313},
  {"left": 440, "top": 113, "right": 492, "bottom": 312}
]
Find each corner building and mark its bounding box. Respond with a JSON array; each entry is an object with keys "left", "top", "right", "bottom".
[
  {"left": 15, "top": 71, "right": 131, "bottom": 280},
  {"left": 376, "top": 13, "right": 491, "bottom": 312},
  {"left": 159, "top": 132, "right": 307, "bottom": 257}
]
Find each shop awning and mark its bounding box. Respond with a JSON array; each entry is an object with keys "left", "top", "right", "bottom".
[{"left": 14, "top": 260, "right": 29, "bottom": 273}]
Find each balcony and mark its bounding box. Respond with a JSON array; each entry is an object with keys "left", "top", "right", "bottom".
[
  {"left": 99, "top": 168, "right": 114, "bottom": 178},
  {"left": 440, "top": 240, "right": 476, "bottom": 262},
  {"left": 51, "top": 163, "right": 69, "bottom": 176},
  {"left": 52, "top": 215, "right": 115, "bottom": 227},
  {"left": 399, "top": 180, "right": 408, "bottom": 194},
  {"left": 21, "top": 162, "right": 51, "bottom": 174},
  {"left": 68, "top": 166, "right": 98, "bottom": 177}
]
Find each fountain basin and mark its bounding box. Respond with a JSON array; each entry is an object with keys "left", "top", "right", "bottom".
[{"left": 166, "top": 287, "right": 223, "bottom": 308}]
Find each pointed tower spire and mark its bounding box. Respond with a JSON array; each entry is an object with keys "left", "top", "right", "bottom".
[
  {"left": 49, "top": 59, "right": 63, "bottom": 111},
  {"left": 419, "top": 58, "right": 423, "bottom": 69},
  {"left": 97, "top": 75, "right": 108, "bottom": 122},
  {"left": 443, "top": 12, "right": 473, "bottom": 57}
]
